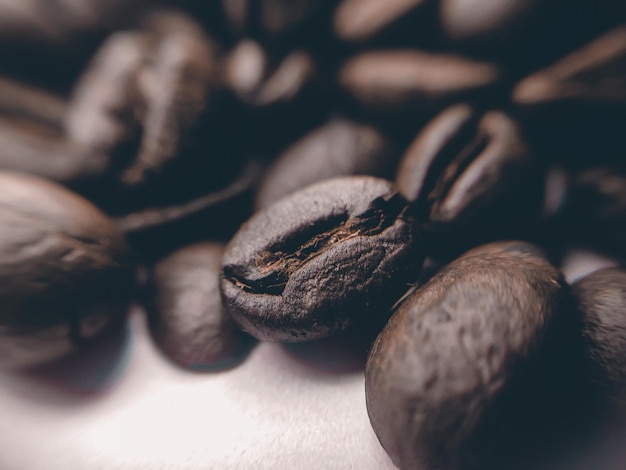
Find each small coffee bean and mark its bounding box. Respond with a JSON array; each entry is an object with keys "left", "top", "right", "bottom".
[
  {"left": 221, "top": 176, "right": 423, "bottom": 342},
  {"left": 333, "top": 0, "right": 428, "bottom": 43},
  {"left": 572, "top": 267, "right": 626, "bottom": 408},
  {"left": 396, "top": 104, "right": 540, "bottom": 254},
  {"left": 339, "top": 50, "right": 501, "bottom": 115},
  {"left": 149, "top": 242, "right": 250, "bottom": 370},
  {"left": 255, "top": 118, "right": 395, "bottom": 209},
  {"left": 366, "top": 241, "right": 569, "bottom": 470},
  {"left": 0, "top": 171, "right": 134, "bottom": 368},
  {"left": 257, "top": 0, "right": 321, "bottom": 36}
]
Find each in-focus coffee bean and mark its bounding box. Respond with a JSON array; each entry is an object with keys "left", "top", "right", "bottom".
[
  {"left": 222, "top": 176, "right": 423, "bottom": 341},
  {"left": 366, "top": 241, "right": 570, "bottom": 470},
  {"left": 0, "top": 171, "right": 134, "bottom": 368}
]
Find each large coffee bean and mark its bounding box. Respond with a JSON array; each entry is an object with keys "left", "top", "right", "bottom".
[
  {"left": 0, "top": 171, "right": 134, "bottom": 368},
  {"left": 221, "top": 176, "right": 423, "bottom": 342},
  {"left": 366, "top": 241, "right": 570, "bottom": 470}
]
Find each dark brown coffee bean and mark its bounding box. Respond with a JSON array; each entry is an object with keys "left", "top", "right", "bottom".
[
  {"left": 333, "top": 0, "right": 428, "bottom": 43},
  {"left": 255, "top": 118, "right": 396, "bottom": 209},
  {"left": 120, "top": 10, "right": 218, "bottom": 187},
  {"left": 221, "top": 176, "right": 423, "bottom": 342},
  {"left": 64, "top": 31, "right": 149, "bottom": 156},
  {"left": 366, "top": 241, "right": 570, "bottom": 470},
  {"left": 339, "top": 50, "right": 501, "bottom": 115},
  {"left": 149, "top": 242, "right": 251, "bottom": 370},
  {"left": 396, "top": 104, "right": 540, "bottom": 254},
  {"left": 0, "top": 116, "right": 111, "bottom": 186},
  {"left": 0, "top": 171, "right": 134, "bottom": 369},
  {"left": 572, "top": 267, "right": 626, "bottom": 409}
]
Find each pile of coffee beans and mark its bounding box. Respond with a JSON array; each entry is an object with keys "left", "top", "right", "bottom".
[{"left": 0, "top": 0, "right": 625, "bottom": 468}]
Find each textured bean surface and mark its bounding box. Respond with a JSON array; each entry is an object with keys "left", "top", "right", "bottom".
[
  {"left": 366, "top": 241, "right": 568, "bottom": 470},
  {"left": 222, "top": 176, "right": 422, "bottom": 342},
  {"left": 0, "top": 171, "right": 133, "bottom": 368}
]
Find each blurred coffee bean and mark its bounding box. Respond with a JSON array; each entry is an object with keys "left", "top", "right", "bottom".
[
  {"left": 0, "top": 117, "right": 110, "bottom": 187},
  {"left": 222, "top": 176, "right": 423, "bottom": 342},
  {"left": 339, "top": 50, "right": 502, "bottom": 118},
  {"left": 0, "top": 171, "right": 134, "bottom": 369},
  {"left": 0, "top": 76, "right": 113, "bottom": 187},
  {"left": 255, "top": 118, "right": 396, "bottom": 209},
  {"left": 220, "top": 0, "right": 250, "bottom": 36},
  {"left": 366, "top": 241, "right": 572, "bottom": 470},
  {"left": 440, "top": 0, "right": 547, "bottom": 53},
  {"left": 512, "top": 26, "right": 626, "bottom": 166},
  {"left": 572, "top": 267, "right": 626, "bottom": 409},
  {"left": 149, "top": 242, "right": 252, "bottom": 370},
  {"left": 64, "top": 31, "right": 148, "bottom": 157},
  {"left": 120, "top": 10, "right": 218, "bottom": 187},
  {"left": 333, "top": 0, "right": 429, "bottom": 44},
  {"left": 396, "top": 104, "right": 541, "bottom": 257}
]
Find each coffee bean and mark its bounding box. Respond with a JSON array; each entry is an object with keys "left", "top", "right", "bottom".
[
  {"left": 366, "top": 241, "right": 570, "bottom": 470},
  {"left": 257, "top": 0, "right": 321, "bottom": 36},
  {"left": 221, "top": 176, "right": 423, "bottom": 341},
  {"left": 64, "top": 31, "right": 148, "bottom": 157},
  {"left": 339, "top": 50, "right": 501, "bottom": 115},
  {"left": 572, "top": 267, "right": 626, "bottom": 409},
  {"left": 333, "top": 0, "right": 428, "bottom": 43},
  {"left": 0, "top": 171, "right": 134, "bottom": 368},
  {"left": 255, "top": 118, "right": 396, "bottom": 209},
  {"left": 149, "top": 242, "right": 251, "bottom": 370},
  {"left": 396, "top": 104, "right": 540, "bottom": 255}
]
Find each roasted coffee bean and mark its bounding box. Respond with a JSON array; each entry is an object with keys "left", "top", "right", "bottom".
[
  {"left": 396, "top": 104, "right": 540, "bottom": 255},
  {"left": 0, "top": 171, "right": 134, "bottom": 368},
  {"left": 339, "top": 50, "right": 501, "bottom": 116},
  {"left": 221, "top": 176, "right": 423, "bottom": 342},
  {"left": 257, "top": 0, "right": 322, "bottom": 36},
  {"left": 120, "top": 9, "right": 218, "bottom": 187},
  {"left": 333, "top": 0, "right": 428, "bottom": 43},
  {"left": 572, "top": 267, "right": 626, "bottom": 409},
  {"left": 0, "top": 77, "right": 113, "bottom": 186},
  {"left": 366, "top": 241, "right": 571, "bottom": 470},
  {"left": 255, "top": 118, "right": 395, "bottom": 209},
  {"left": 149, "top": 242, "right": 251, "bottom": 370},
  {"left": 64, "top": 31, "right": 148, "bottom": 156}
]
